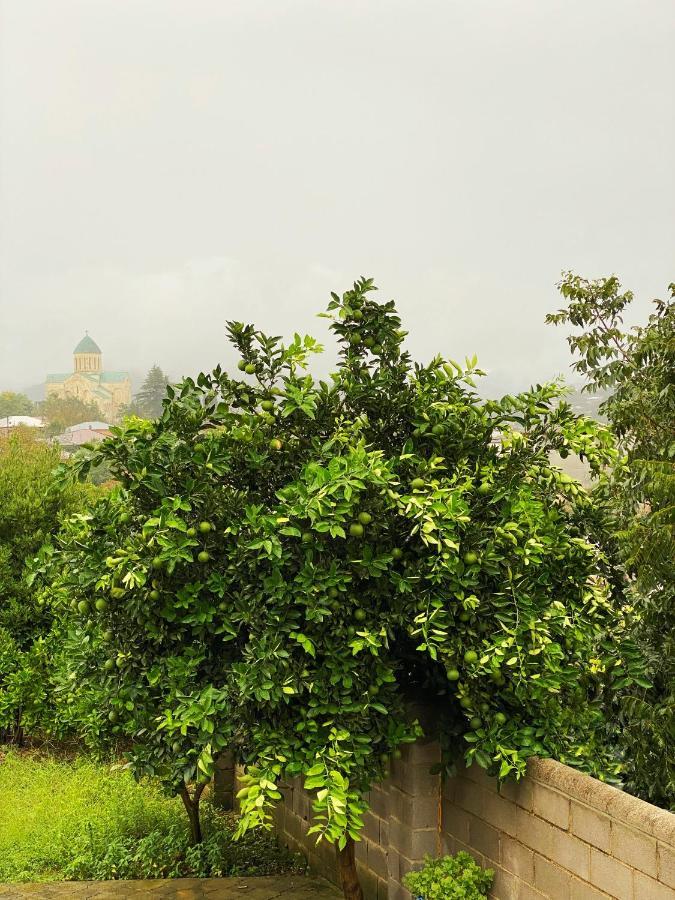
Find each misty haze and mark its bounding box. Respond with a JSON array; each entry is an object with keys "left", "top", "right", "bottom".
[{"left": 0, "top": 3, "right": 673, "bottom": 899}]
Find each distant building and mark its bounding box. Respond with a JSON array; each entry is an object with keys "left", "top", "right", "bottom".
[
  {"left": 0, "top": 415, "right": 45, "bottom": 433},
  {"left": 55, "top": 420, "right": 112, "bottom": 449},
  {"left": 46, "top": 335, "right": 131, "bottom": 422}
]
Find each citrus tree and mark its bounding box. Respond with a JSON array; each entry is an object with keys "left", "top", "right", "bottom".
[
  {"left": 46, "top": 279, "right": 642, "bottom": 899},
  {"left": 548, "top": 273, "right": 674, "bottom": 809}
]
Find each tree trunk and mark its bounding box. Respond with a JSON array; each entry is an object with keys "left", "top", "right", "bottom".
[
  {"left": 337, "top": 837, "right": 364, "bottom": 900},
  {"left": 180, "top": 781, "right": 206, "bottom": 844}
]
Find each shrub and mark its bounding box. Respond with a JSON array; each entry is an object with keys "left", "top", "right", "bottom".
[
  {"left": 403, "top": 852, "right": 494, "bottom": 899},
  {"left": 0, "top": 430, "right": 93, "bottom": 741}
]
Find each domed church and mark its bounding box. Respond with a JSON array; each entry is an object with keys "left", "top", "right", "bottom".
[{"left": 45, "top": 334, "right": 131, "bottom": 422}]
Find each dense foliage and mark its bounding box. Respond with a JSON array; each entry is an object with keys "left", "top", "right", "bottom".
[
  {"left": 38, "top": 395, "right": 104, "bottom": 435},
  {"left": 0, "top": 751, "right": 299, "bottom": 883},
  {"left": 44, "top": 279, "right": 642, "bottom": 897},
  {"left": 548, "top": 273, "right": 674, "bottom": 809},
  {"left": 403, "top": 852, "right": 494, "bottom": 900},
  {"left": 0, "top": 392, "right": 34, "bottom": 418},
  {"left": 0, "top": 431, "right": 92, "bottom": 740}
]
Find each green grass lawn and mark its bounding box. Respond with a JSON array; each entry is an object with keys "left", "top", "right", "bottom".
[{"left": 0, "top": 749, "right": 302, "bottom": 883}]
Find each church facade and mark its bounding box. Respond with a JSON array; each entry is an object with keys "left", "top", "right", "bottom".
[{"left": 46, "top": 335, "right": 131, "bottom": 422}]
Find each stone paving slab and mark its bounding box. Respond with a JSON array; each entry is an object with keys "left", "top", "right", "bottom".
[{"left": 0, "top": 875, "right": 342, "bottom": 899}]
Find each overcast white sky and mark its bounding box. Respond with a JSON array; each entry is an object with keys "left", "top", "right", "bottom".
[{"left": 0, "top": 0, "right": 673, "bottom": 395}]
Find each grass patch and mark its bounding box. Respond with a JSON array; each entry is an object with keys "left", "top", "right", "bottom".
[{"left": 0, "top": 749, "right": 303, "bottom": 883}]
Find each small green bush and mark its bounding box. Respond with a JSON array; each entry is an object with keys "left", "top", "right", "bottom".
[
  {"left": 403, "top": 852, "right": 494, "bottom": 900},
  {"left": 0, "top": 751, "right": 302, "bottom": 882}
]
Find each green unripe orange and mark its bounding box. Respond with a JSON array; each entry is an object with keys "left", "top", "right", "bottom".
[
  {"left": 244, "top": 363, "right": 256, "bottom": 375},
  {"left": 392, "top": 547, "right": 403, "bottom": 560},
  {"left": 198, "top": 521, "right": 212, "bottom": 534},
  {"left": 150, "top": 590, "right": 161, "bottom": 602},
  {"left": 119, "top": 512, "right": 131, "bottom": 524},
  {"left": 186, "top": 527, "right": 197, "bottom": 538},
  {"left": 349, "top": 522, "right": 364, "bottom": 538},
  {"left": 477, "top": 482, "right": 491, "bottom": 495},
  {"left": 110, "top": 587, "right": 125, "bottom": 599},
  {"left": 469, "top": 716, "right": 482, "bottom": 730},
  {"left": 237, "top": 359, "right": 247, "bottom": 370},
  {"left": 354, "top": 608, "right": 367, "bottom": 623},
  {"left": 77, "top": 600, "right": 90, "bottom": 615},
  {"left": 152, "top": 557, "right": 164, "bottom": 570},
  {"left": 102, "top": 630, "right": 114, "bottom": 642},
  {"left": 463, "top": 551, "right": 478, "bottom": 565},
  {"left": 495, "top": 712, "right": 507, "bottom": 726},
  {"left": 108, "top": 710, "right": 118, "bottom": 723},
  {"left": 197, "top": 550, "right": 210, "bottom": 563},
  {"left": 95, "top": 598, "right": 108, "bottom": 612},
  {"left": 269, "top": 438, "right": 283, "bottom": 451},
  {"left": 464, "top": 650, "right": 478, "bottom": 665},
  {"left": 357, "top": 511, "right": 372, "bottom": 525},
  {"left": 261, "top": 400, "right": 275, "bottom": 412},
  {"left": 103, "top": 658, "right": 115, "bottom": 672},
  {"left": 411, "top": 478, "right": 425, "bottom": 490},
  {"left": 447, "top": 668, "right": 460, "bottom": 681},
  {"left": 459, "top": 696, "right": 472, "bottom": 709}
]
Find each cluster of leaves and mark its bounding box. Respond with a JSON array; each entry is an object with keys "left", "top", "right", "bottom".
[
  {"left": 402, "top": 852, "right": 494, "bottom": 900},
  {"left": 547, "top": 273, "right": 674, "bottom": 809},
  {"left": 41, "top": 279, "right": 643, "bottom": 867},
  {"left": 0, "top": 430, "right": 94, "bottom": 740}
]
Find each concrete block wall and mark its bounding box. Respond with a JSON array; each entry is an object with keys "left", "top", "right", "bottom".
[{"left": 263, "top": 741, "right": 675, "bottom": 900}]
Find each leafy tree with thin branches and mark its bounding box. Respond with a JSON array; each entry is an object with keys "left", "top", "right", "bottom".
[{"left": 547, "top": 273, "right": 674, "bottom": 809}]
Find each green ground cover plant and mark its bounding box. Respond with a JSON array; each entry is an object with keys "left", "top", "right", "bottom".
[
  {"left": 403, "top": 851, "right": 494, "bottom": 899},
  {"left": 0, "top": 750, "right": 301, "bottom": 883}
]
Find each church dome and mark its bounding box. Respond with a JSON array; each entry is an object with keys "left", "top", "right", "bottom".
[{"left": 74, "top": 334, "right": 102, "bottom": 354}]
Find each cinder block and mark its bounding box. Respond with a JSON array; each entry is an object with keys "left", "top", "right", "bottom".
[
  {"left": 387, "top": 846, "right": 401, "bottom": 882},
  {"left": 570, "top": 802, "right": 611, "bottom": 851},
  {"left": 490, "top": 864, "right": 519, "bottom": 900},
  {"left": 363, "top": 811, "right": 381, "bottom": 843},
  {"left": 357, "top": 860, "right": 380, "bottom": 900},
  {"left": 391, "top": 762, "right": 441, "bottom": 797},
  {"left": 518, "top": 883, "right": 548, "bottom": 900},
  {"left": 483, "top": 788, "right": 518, "bottom": 836},
  {"left": 610, "top": 822, "right": 658, "bottom": 877},
  {"left": 515, "top": 807, "right": 556, "bottom": 858},
  {"left": 658, "top": 841, "right": 675, "bottom": 890},
  {"left": 389, "top": 817, "right": 438, "bottom": 860},
  {"left": 386, "top": 880, "right": 412, "bottom": 900},
  {"left": 380, "top": 818, "right": 389, "bottom": 847},
  {"left": 532, "top": 782, "right": 570, "bottom": 830},
  {"left": 368, "top": 842, "right": 389, "bottom": 880},
  {"left": 499, "top": 776, "right": 534, "bottom": 811},
  {"left": 553, "top": 831, "right": 591, "bottom": 881},
  {"left": 355, "top": 838, "right": 368, "bottom": 863},
  {"left": 589, "top": 847, "right": 632, "bottom": 900},
  {"left": 454, "top": 777, "right": 487, "bottom": 819},
  {"left": 377, "top": 876, "right": 388, "bottom": 900},
  {"left": 370, "top": 785, "right": 390, "bottom": 819},
  {"left": 633, "top": 871, "right": 675, "bottom": 900},
  {"left": 569, "top": 877, "right": 610, "bottom": 900},
  {"left": 440, "top": 803, "right": 471, "bottom": 843},
  {"left": 534, "top": 854, "right": 570, "bottom": 899},
  {"left": 408, "top": 738, "right": 442, "bottom": 767},
  {"left": 390, "top": 785, "right": 439, "bottom": 829},
  {"left": 501, "top": 835, "right": 534, "bottom": 883},
  {"left": 468, "top": 812, "right": 500, "bottom": 863}
]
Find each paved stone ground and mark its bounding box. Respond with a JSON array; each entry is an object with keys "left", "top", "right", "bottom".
[{"left": 0, "top": 875, "right": 342, "bottom": 899}]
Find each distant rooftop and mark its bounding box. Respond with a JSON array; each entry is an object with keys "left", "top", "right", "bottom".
[
  {"left": 0, "top": 416, "right": 45, "bottom": 429},
  {"left": 64, "top": 421, "right": 111, "bottom": 433},
  {"left": 73, "top": 334, "right": 102, "bottom": 355}
]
